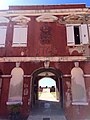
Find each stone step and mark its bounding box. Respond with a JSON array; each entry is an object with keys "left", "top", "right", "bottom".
[{"left": 27, "top": 115, "right": 67, "bottom": 120}]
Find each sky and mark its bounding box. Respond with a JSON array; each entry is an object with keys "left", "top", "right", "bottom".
[
  {"left": 0, "top": 0, "right": 90, "bottom": 10},
  {"left": 39, "top": 77, "right": 56, "bottom": 87}
]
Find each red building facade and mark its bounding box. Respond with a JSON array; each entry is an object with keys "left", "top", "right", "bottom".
[{"left": 0, "top": 4, "right": 90, "bottom": 120}]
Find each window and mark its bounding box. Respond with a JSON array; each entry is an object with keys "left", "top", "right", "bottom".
[
  {"left": 74, "top": 26, "right": 80, "bottom": 44},
  {"left": 88, "top": 24, "right": 90, "bottom": 40},
  {"left": 12, "top": 25, "right": 28, "bottom": 47},
  {"left": 66, "top": 25, "right": 74, "bottom": 45},
  {"left": 66, "top": 24, "right": 89, "bottom": 46},
  {"left": 0, "top": 26, "right": 7, "bottom": 47}
]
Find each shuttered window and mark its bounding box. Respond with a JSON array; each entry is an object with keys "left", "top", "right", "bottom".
[
  {"left": 66, "top": 25, "right": 75, "bottom": 45},
  {"left": 0, "top": 26, "right": 7, "bottom": 47},
  {"left": 88, "top": 24, "right": 90, "bottom": 42},
  {"left": 66, "top": 24, "right": 89, "bottom": 46},
  {"left": 80, "top": 24, "right": 89, "bottom": 44},
  {"left": 12, "top": 25, "right": 28, "bottom": 47}
]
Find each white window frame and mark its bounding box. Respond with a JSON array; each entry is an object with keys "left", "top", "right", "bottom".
[
  {"left": 12, "top": 25, "right": 28, "bottom": 47},
  {"left": 0, "top": 26, "right": 7, "bottom": 47},
  {"left": 66, "top": 24, "right": 89, "bottom": 46}
]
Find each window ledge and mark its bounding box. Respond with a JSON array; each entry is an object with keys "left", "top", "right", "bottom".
[
  {"left": 12, "top": 43, "right": 27, "bottom": 47},
  {"left": 0, "top": 44, "right": 5, "bottom": 47}
]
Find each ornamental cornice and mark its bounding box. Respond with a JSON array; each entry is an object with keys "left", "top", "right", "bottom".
[
  {"left": 0, "top": 16, "right": 9, "bottom": 23},
  {"left": 0, "top": 8, "right": 89, "bottom": 17},
  {"left": 11, "top": 15, "right": 31, "bottom": 25},
  {"left": 58, "top": 14, "right": 90, "bottom": 24},
  {"left": 36, "top": 14, "right": 58, "bottom": 22}
]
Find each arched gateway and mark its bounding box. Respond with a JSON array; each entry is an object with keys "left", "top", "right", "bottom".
[{"left": 30, "top": 67, "right": 64, "bottom": 108}]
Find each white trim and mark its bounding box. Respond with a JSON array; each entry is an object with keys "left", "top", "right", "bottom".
[
  {"left": 1, "top": 74, "right": 90, "bottom": 78},
  {"left": 72, "top": 102, "right": 88, "bottom": 105},
  {"left": 36, "top": 14, "right": 58, "bottom": 22},
  {"left": 63, "top": 74, "right": 71, "bottom": 77},
  {"left": 0, "top": 56, "right": 87, "bottom": 62},
  {"left": 0, "top": 17, "right": 9, "bottom": 23},
  {"left": 6, "top": 101, "right": 23, "bottom": 105},
  {"left": 84, "top": 74, "right": 90, "bottom": 77},
  {"left": 1, "top": 8, "right": 88, "bottom": 17},
  {"left": 12, "top": 43, "right": 27, "bottom": 47}
]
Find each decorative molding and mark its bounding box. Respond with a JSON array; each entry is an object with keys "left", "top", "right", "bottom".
[
  {"left": 0, "top": 56, "right": 87, "bottom": 62},
  {"left": 0, "top": 17, "right": 9, "bottom": 23},
  {"left": 40, "top": 23, "right": 52, "bottom": 44},
  {"left": 44, "top": 60, "right": 50, "bottom": 68},
  {"left": 68, "top": 45, "right": 89, "bottom": 56},
  {"left": 1, "top": 8, "right": 88, "bottom": 17},
  {"left": 72, "top": 102, "right": 88, "bottom": 105},
  {"left": 12, "top": 15, "right": 31, "bottom": 25},
  {"left": 68, "top": 45, "right": 84, "bottom": 55},
  {"left": 59, "top": 14, "right": 90, "bottom": 24},
  {"left": 38, "top": 72, "right": 54, "bottom": 76},
  {"left": 1, "top": 74, "right": 90, "bottom": 78},
  {"left": 36, "top": 14, "right": 58, "bottom": 22}
]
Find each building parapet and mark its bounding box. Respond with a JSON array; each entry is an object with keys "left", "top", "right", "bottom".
[{"left": 0, "top": 8, "right": 89, "bottom": 17}]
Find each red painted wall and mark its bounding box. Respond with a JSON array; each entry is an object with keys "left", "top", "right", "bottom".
[
  {"left": 9, "top": 4, "right": 86, "bottom": 10},
  {"left": 0, "top": 18, "right": 67, "bottom": 57},
  {"left": 0, "top": 4, "right": 90, "bottom": 120}
]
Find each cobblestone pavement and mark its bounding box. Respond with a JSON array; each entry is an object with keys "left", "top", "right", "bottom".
[{"left": 27, "top": 92, "right": 67, "bottom": 120}]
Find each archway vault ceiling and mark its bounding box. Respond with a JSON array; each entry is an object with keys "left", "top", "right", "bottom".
[{"left": 38, "top": 71, "right": 55, "bottom": 76}]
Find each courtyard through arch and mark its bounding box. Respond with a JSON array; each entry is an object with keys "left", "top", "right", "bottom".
[{"left": 38, "top": 77, "right": 59, "bottom": 102}]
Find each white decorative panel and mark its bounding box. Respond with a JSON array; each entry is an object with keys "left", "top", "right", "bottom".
[
  {"left": 71, "top": 62, "right": 88, "bottom": 105},
  {"left": 8, "top": 67, "right": 24, "bottom": 104}
]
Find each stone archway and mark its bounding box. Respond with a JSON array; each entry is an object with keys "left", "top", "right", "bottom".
[{"left": 31, "top": 67, "right": 64, "bottom": 108}]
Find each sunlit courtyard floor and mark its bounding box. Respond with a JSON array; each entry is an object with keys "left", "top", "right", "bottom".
[{"left": 39, "top": 92, "right": 59, "bottom": 102}]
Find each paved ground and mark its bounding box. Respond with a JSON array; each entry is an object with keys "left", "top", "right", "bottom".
[
  {"left": 39, "top": 92, "right": 58, "bottom": 102},
  {"left": 0, "top": 92, "right": 66, "bottom": 120},
  {"left": 27, "top": 92, "right": 67, "bottom": 120}
]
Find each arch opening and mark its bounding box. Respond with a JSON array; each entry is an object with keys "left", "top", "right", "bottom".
[
  {"left": 38, "top": 77, "right": 59, "bottom": 102},
  {"left": 30, "top": 67, "right": 63, "bottom": 108}
]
